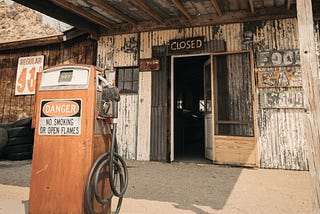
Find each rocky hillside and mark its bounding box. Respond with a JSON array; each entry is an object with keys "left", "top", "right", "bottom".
[{"left": 0, "top": 1, "right": 58, "bottom": 43}]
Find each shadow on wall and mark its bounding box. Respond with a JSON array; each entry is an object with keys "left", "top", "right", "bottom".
[{"left": 125, "top": 161, "right": 245, "bottom": 214}]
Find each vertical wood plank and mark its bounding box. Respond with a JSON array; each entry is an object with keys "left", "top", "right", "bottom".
[
  {"left": 116, "top": 95, "right": 139, "bottom": 159},
  {"left": 136, "top": 32, "right": 152, "bottom": 160},
  {"left": 296, "top": 0, "right": 320, "bottom": 211}
]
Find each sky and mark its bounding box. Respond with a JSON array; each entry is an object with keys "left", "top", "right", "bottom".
[{"left": 4, "top": 0, "right": 72, "bottom": 32}]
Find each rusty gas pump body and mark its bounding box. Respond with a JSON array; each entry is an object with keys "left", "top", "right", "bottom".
[{"left": 29, "top": 65, "right": 111, "bottom": 214}]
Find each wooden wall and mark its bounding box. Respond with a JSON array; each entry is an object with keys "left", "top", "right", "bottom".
[
  {"left": 97, "top": 18, "right": 310, "bottom": 170},
  {"left": 253, "top": 20, "right": 307, "bottom": 170},
  {"left": 96, "top": 34, "right": 140, "bottom": 160},
  {"left": 316, "top": 21, "right": 320, "bottom": 74},
  {"left": 0, "top": 35, "right": 97, "bottom": 123},
  {"left": 212, "top": 19, "right": 308, "bottom": 170}
]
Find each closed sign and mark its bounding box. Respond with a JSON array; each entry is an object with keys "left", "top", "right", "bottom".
[{"left": 169, "top": 37, "right": 204, "bottom": 53}]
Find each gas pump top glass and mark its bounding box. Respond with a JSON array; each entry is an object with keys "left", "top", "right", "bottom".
[
  {"left": 58, "top": 70, "right": 73, "bottom": 83},
  {"left": 40, "top": 66, "right": 90, "bottom": 91}
]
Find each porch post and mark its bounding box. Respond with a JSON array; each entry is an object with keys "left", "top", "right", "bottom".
[{"left": 296, "top": 0, "right": 320, "bottom": 211}]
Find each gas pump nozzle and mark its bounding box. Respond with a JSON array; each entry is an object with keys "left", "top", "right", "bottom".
[
  {"left": 96, "top": 74, "right": 120, "bottom": 119},
  {"left": 101, "top": 86, "right": 120, "bottom": 118}
]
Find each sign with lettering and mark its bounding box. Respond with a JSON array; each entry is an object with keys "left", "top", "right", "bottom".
[
  {"left": 260, "top": 89, "right": 304, "bottom": 109},
  {"left": 168, "top": 36, "right": 204, "bottom": 53},
  {"left": 257, "top": 50, "right": 300, "bottom": 67},
  {"left": 15, "top": 55, "right": 44, "bottom": 95},
  {"left": 139, "top": 58, "right": 160, "bottom": 71},
  {"left": 39, "top": 99, "right": 82, "bottom": 135},
  {"left": 257, "top": 70, "right": 302, "bottom": 88}
]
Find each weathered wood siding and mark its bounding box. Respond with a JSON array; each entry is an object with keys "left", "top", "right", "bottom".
[
  {"left": 255, "top": 19, "right": 307, "bottom": 170},
  {"left": 150, "top": 46, "right": 168, "bottom": 161},
  {"left": 98, "top": 19, "right": 309, "bottom": 169},
  {"left": 316, "top": 21, "right": 320, "bottom": 74},
  {"left": 211, "top": 19, "right": 308, "bottom": 170},
  {"left": 116, "top": 95, "right": 139, "bottom": 159},
  {"left": 0, "top": 35, "right": 97, "bottom": 123},
  {"left": 96, "top": 33, "right": 140, "bottom": 160}
]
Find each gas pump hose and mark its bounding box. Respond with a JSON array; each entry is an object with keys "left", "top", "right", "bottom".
[{"left": 85, "top": 124, "right": 128, "bottom": 214}]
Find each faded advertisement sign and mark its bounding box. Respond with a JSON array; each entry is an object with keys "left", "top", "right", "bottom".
[
  {"left": 260, "top": 89, "right": 304, "bottom": 109},
  {"left": 257, "top": 70, "right": 302, "bottom": 88},
  {"left": 257, "top": 50, "right": 300, "bottom": 67}
]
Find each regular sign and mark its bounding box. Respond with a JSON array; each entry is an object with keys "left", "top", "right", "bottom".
[{"left": 15, "top": 55, "right": 44, "bottom": 95}]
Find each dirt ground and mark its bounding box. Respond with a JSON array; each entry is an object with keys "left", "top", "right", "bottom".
[{"left": 0, "top": 159, "right": 312, "bottom": 214}]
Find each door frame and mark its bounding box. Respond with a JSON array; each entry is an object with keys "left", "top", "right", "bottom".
[
  {"left": 170, "top": 50, "right": 258, "bottom": 165},
  {"left": 211, "top": 50, "right": 258, "bottom": 166},
  {"left": 170, "top": 53, "right": 210, "bottom": 161}
]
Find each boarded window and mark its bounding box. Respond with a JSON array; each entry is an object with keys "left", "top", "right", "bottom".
[{"left": 116, "top": 67, "right": 139, "bottom": 94}]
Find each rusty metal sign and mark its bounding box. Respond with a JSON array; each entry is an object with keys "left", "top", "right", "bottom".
[
  {"left": 260, "top": 88, "right": 304, "bottom": 109},
  {"left": 256, "top": 50, "right": 300, "bottom": 67},
  {"left": 139, "top": 58, "right": 160, "bottom": 71},
  {"left": 257, "top": 70, "right": 302, "bottom": 88}
]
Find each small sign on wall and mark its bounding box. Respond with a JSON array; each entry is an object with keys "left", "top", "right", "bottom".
[
  {"left": 256, "top": 50, "right": 300, "bottom": 67},
  {"left": 139, "top": 58, "right": 160, "bottom": 71},
  {"left": 260, "top": 88, "right": 304, "bottom": 109},
  {"left": 15, "top": 55, "right": 44, "bottom": 95},
  {"left": 257, "top": 70, "right": 302, "bottom": 88}
]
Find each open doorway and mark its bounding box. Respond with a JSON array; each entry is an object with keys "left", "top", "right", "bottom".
[{"left": 173, "top": 55, "right": 210, "bottom": 161}]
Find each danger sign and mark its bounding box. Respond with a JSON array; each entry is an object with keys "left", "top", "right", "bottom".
[{"left": 39, "top": 99, "right": 82, "bottom": 135}]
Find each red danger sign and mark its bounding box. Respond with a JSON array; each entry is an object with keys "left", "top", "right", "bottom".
[
  {"left": 42, "top": 100, "right": 80, "bottom": 117},
  {"left": 39, "top": 99, "right": 82, "bottom": 135}
]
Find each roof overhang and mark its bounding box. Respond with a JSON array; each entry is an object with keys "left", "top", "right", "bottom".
[{"left": 12, "top": 0, "right": 320, "bottom": 36}]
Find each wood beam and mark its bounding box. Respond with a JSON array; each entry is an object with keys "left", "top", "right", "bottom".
[
  {"left": 51, "top": 0, "right": 113, "bottom": 30},
  {"left": 104, "top": 6, "right": 296, "bottom": 36},
  {"left": 132, "top": 0, "right": 164, "bottom": 23},
  {"left": 249, "top": 0, "right": 255, "bottom": 13},
  {"left": 91, "top": 0, "right": 136, "bottom": 25},
  {"left": 296, "top": 0, "right": 320, "bottom": 212},
  {"left": 0, "top": 34, "right": 63, "bottom": 51},
  {"left": 12, "top": 0, "right": 100, "bottom": 35},
  {"left": 287, "top": 0, "right": 291, "bottom": 10},
  {"left": 210, "top": 0, "right": 222, "bottom": 16},
  {"left": 171, "top": 0, "right": 192, "bottom": 21}
]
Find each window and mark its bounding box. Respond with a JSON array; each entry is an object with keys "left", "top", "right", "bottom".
[{"left": 116, "top": 67, "right": 139, "bottom": 94}]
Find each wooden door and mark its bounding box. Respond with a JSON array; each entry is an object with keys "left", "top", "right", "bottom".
[
  {"left": 204, "top": 59, "right": 213, "bottom": 160},
  {"left": 212, "top": 51, "right": 257, "bottom": 166}
]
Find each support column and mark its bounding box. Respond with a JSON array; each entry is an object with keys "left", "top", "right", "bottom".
[
  {"left": 137, "top": 32, "right": 152, "bottom": 160},
  {"left": 296, "top": 0, "right": 320, "bottom": 212}
]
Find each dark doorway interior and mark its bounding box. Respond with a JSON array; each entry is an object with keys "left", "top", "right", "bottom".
[{"left": 174, "top": 55, "right": 210, "bottom": 161}]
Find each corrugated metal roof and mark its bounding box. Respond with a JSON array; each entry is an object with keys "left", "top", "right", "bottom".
[{"left": 12, "top": 0, "right": 319, "bottom": 35}]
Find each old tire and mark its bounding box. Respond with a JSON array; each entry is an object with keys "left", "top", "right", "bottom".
[
  {"left": 6, "top": 136, "right": 34, "bottom": 147},
  {"left": 4, "top": 144, "right": 33, "bottom": 154},
  {"left": 13, "top": 117, "right": 32, "bottom": 127},
  {"left": 0, "top": 128, "right": 8, "bottom": 157},
  {"left": 6, "top": 127, "right": 34, "bottom": 138},
  {"left": 6, "top": 152, "right": 32, "bottom": 161},
  {"left": 0, "top": 122, "right": 14, "bottom": 129}
]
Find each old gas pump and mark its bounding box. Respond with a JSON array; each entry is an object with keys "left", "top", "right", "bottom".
[{"left": 29, "top": 65, "right": 127, "bottom": 214}]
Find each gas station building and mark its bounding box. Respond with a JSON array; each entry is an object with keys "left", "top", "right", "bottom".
[{"left": 1, "top": 0, "right": 320, "bottom": 171}]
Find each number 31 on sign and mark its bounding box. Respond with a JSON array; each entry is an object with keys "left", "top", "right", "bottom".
[{"left": 15, "top": 55, "right": 44, "bottom": 95}]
